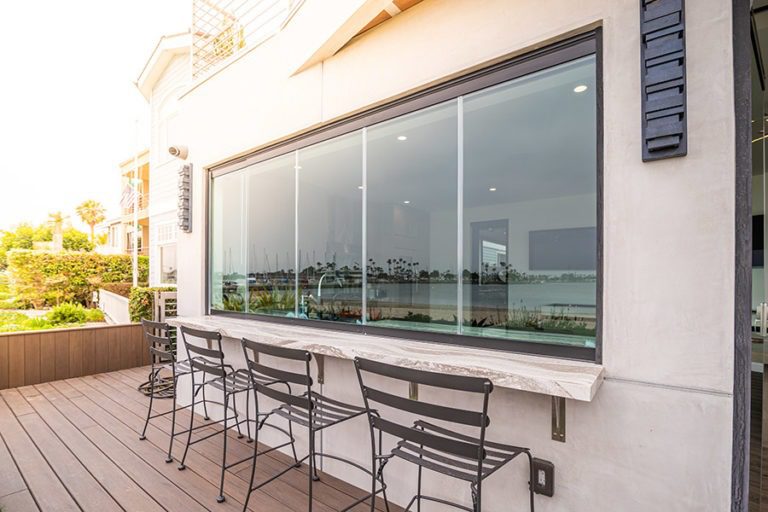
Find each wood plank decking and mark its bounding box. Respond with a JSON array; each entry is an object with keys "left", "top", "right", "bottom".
[{"left": 0, "top": 366, "right": 398, "bottom": 512}]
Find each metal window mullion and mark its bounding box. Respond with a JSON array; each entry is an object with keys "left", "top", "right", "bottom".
[
  {"left": 361, "top": 127, "right": 368, "bottom": 325},
  {"left": 457, "top": 97, "right": 464, "bottom": 334},
  {"left": 295, "top": 150, "right": 300, "bottom": 317},
  {"left": 242, "top": 173, "right": 249, "bottom": 313}
]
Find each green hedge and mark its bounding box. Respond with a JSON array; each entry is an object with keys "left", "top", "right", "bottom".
[
  {"left": 129, "top": 286, "right": 176, "bottom": 323},
  {"left": 99, "top": 282, "right": 136, "bottom": 298},
  {"left": 7, "top": 250, "right": 149, "bottom": 308}
]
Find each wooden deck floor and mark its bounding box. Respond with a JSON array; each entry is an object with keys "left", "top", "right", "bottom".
[{"left": 0, "top": 366, "right": 397, "bottom": 512}]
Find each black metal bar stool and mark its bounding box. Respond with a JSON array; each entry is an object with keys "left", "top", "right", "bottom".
[
  {"left": 239, "top": 338, "right": 388, "bottom": 512},
  {"left": 138, "top": 319, "right": 197, "bottom": 463},
  {"left": 177, "top": 325, "right": 252, "bottom": 503},
  {"left": 354, "top": 357, "right": 535, "bottom": 512}
]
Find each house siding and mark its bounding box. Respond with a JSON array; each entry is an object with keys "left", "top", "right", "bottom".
[{"left": 148, "top": 52, "right": 189, "bottom": 286}]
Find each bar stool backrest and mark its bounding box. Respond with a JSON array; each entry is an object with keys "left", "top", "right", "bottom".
[
  {"left": 240, "top": 338, "right": 313, "bottom": 410},
  {"left": 141, "top": 319, "right": 174, "bottom": 363},
  {"left": 354, "top": 357, "right": 493, "bottom": 464},
  {"left": 179, "top": 326, "right": 226, "bottom": 377}
]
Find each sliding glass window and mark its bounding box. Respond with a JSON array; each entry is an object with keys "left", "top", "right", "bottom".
[
  {"left": 462, "top": 55, "right": 597, "bottom": 348},
  {"left": 208, "top": 34, "right": 599, "bottom": 357},
  {"left": 297, "top": 133, "right": 363, "bottom": 322},
  {"left": 367, "top": 101, "right": 458, "bottom": 333}
]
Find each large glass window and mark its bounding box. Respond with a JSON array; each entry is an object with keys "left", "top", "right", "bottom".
[
  {"left": 462, "top": 55, "right": 597, "bottom": 348},
  {"left": 367, "top": 102, "right": 458, "bottom": 333},
  {"left": 211, "top": 172, "right": 246, "bottom": 311},
  {"left": 245, "top": 154, "right": 295, "bottom": 316},
  {"left": 209, "top": 37, "right": 599, "bottom": 357},
  {"left": 297, "top": 133, "right": 363, "bottom": 322}
]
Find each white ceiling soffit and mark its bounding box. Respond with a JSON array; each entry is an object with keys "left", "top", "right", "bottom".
[{"left": 292, "top": 0, "right": 395, "bottom": 75}]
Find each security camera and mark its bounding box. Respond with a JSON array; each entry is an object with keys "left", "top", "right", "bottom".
[{"left": 168, "top": 145, "right": 188, "bottom": 160}]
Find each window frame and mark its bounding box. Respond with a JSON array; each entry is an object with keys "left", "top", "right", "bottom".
[
  {"left": 206, "top": 29, "right": 603, "bottom": 362},
  {"left": 158, "top": 242, "right": 178, "bottom": 287}
]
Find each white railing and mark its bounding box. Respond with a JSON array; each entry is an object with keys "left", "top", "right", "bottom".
[
  {"left": 98, "top": 289, "right": 131, "bottom": 324},
  {"left": 192, "top": 0, "right": 304, "bottom": 79}
]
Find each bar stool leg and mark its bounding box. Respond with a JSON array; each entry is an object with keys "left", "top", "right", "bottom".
[
  {"left": 245, "top": 388, "right": 252, "bottom": 442},
  {"left": 242, "top": 419, "right": 260, "bottom": 512},
  {"left": 201, "top": 383, "right": 210, "bottom": 420},
  {"left": 178, "top": 380, "right": 197, "bottom": 471},
  {"left": 308, "top": 424, "right": 315, "bottom": 512},
  {"left": 217, "top": 392, "right": 230, "bottom": 503},
  {"left": 166, "top": 372, "right": 178, "bottom": 463},
  {"left": 416, "top": 463, "right": 423, "bottom": 512},
  {"left": 233, "top": 392, "right": 244, "bottom": 439},
  {"left": 288, "top": 419, "right": 300, "bottom": 466},
  {"left": 139, "top": 367, "right": 158, "bottom": 441},
  {"left": 377, "top": 427, "right": 391, "bottom": 512},
  {"left": 311, "top": 431, "right": 320, "bottom": 481}
]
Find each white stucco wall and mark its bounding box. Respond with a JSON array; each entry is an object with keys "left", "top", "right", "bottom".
[{"left": 171, "top": 0, "right": 737, "bottom": 510}]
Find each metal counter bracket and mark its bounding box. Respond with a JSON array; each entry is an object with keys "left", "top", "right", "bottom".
[
  {"left": 316, "top": 354, "right": 325, "bottom": 385},
  {"left": 409, "top": 382, "right": 419, "bottom": 401},
  {"left": 552, "top": 396, "right": 566, "bottom": 442}
]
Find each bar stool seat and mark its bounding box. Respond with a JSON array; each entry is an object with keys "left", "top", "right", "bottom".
[
  {"left": 159, "top": 356, "right": 197, "bottom": 377},
  {"left": 272, "top": 391, "right": 366, "bottom": 430},
  {"left": 208, "top": 368, "right": 273, "bottom": 393},
  {"left": 394, "top": 420, "right": 529, "bottom": 483}
]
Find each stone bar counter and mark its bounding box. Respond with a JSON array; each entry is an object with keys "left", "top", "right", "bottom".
[{"left": 167, "top": 315, "right": 604, "bottom": 401}]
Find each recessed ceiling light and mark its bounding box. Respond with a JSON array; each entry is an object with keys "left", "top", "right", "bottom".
[
  {"left": 573, "top": 85, "right": 588, "bottom": 94},
  {"left": 403, "top": 200, "right": 410, "bottom": 204},
  {"left": 295, "top": 165, "right": 302, "bottom": 170},
  {"left": 489, "top": 187, "right": 497, "bottom": 192},
  {"left": 397, "top": 135, "right": 408, "bottom": 141},
  {"left": 358, "top": 185, "right": 364, "bottom": 190}
]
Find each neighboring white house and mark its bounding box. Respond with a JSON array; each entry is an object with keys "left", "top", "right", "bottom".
[{"left": 135, "top": 32, "right": 191, "bottom": 287}]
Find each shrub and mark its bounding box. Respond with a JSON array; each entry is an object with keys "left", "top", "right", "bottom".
[
  {"left": 0, "top": 312, "right": 32, "bottom": 332},
  {"left": 7, "top": 250, "right": 148, "bottom": 307},
  {"left": 84, "top": 308, "right": 105, "bottom": 322},
  {"left": 62, "top": 228, "right": 94, "bottom": 252},
  {"left": 48, "top": 302, "right": 87, "bottom": 324},
  {"left": 99, "top": 282, "right": 134, "bottom": 298},
  {"left": 24, "top": 317, "right": 55, "bottom": 330},
  {"left": 129, "top": 286, "right": 176, "bottom": 322},
  {"left": 0, "top": 223, "right": 52, "bottom": 269},
  {"left": 0, "top": 312, "right": 56, "bottom": 332}
]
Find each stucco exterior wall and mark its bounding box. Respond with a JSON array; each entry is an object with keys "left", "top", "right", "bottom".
[{"left": 171, "top": 0, "right": 737, "bottom": 510}]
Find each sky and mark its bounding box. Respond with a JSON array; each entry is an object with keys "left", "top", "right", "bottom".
[{"left": 0, "top": 0, "right": 190, "bottom": 232}]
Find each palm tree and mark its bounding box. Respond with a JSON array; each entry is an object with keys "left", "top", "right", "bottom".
[{"left": 75, "top": 200, "right": 106, "bottom": 242}]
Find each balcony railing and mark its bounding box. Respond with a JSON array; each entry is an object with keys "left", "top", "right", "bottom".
[
  {"left": 192, "top": 0, "right": 304, "bottom": 79},
  {"left": 122, "top": 193, "right": 149, "bottom": 217}
]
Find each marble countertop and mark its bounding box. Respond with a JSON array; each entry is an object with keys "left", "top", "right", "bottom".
[{"left": 167, "top": 315, "right": 604, "bottom": 401}]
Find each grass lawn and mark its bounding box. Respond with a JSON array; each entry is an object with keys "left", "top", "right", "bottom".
[{"left": 0, "top": 311, "right": 79, "bottom": 332}]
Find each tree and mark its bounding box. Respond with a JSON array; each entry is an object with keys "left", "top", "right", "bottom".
[
  {"left": 0, "top": 223, "right": 52, "bottom": 269},
  {"left": 62, "top": 228, "right": 94, "bottom": 252},
  {"left": 75, "top": 200, "right": 106, "bottom": 242}
]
